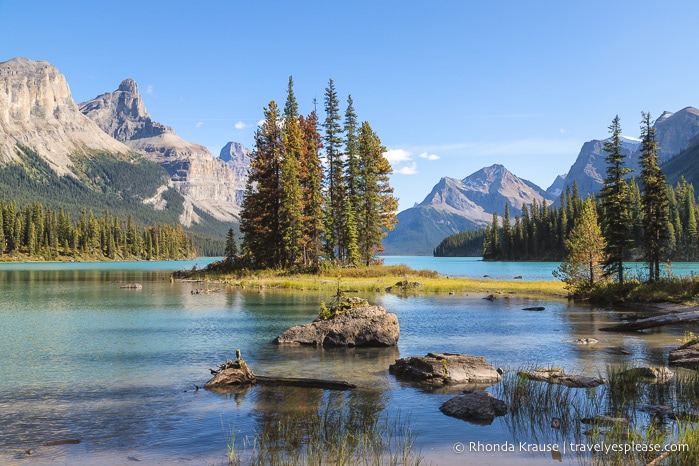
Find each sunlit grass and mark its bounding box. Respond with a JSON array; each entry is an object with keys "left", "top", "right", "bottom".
[{"left": 179, "top": 264, "right": 567, "bottom": 298}]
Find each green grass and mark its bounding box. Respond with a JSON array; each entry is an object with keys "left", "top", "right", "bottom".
[
  {"left": 177, "top": 264, "right": 568, "bottom": 298},
  {"left": 223, "top": 402, "right": 422, "bottom": 466}
]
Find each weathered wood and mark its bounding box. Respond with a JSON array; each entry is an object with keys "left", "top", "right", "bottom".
[
  {"left": 599, "top": 309, "right": 699, "bottom": 331},
  {"left": 254, "top": 375, "right": 356, "bottom": 390}
]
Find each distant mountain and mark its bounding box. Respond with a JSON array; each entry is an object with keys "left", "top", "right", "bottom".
[
  {"left": 383, "top": 164, "right": 555, "bottom": 255},
  {"left": 80, "top": 79, "right": 249, "bottom": 227},
  {"left": 549, "top": 107, "right": 699, "bottom": 199},
  {"left": 661, "top": 136, "right": 699, "bottom": 187},
  {"left": 0, "top": 57, "right": 133, "bottom": 174},
  {"left": 219, "top": 141, "right": 251, "bottom": 207}
]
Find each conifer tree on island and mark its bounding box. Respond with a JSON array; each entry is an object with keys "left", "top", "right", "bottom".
[
  {"left": 240, "top": 101, "right": 283, "bottom": 268},
  {"left": 237, "top": 79, "right": 398, "bottom": 270}
]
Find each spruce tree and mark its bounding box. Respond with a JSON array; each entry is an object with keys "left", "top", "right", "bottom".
[
  {"left": 343, "top": 96, "right": 361, "bottom": 265},
  {"left": 240, "top": 101, "right": 283, "bottom": 268},
  {"left": 599, "top": 116, "right": 632, "bottom": 284},
  {"left": 323, "top": 79, "right": 345, "bottom": 260},
  {"left": 280, "top": 77, "right": 305, "bottom": 267},
  {"left": 356, "top": 121, "right": 397, "bottom": 264},
  {"left": 224, "top": 227, "right": 237, "bottom": 261},
  {"left": 639, "top": 112, "right": 670, "bottom": 282},
  {"left": 299, "top": 110, "right": 325, "bottom": 267}
]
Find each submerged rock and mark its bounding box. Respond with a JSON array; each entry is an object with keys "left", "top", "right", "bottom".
[
  {"left": 440, "top": 390, "right": 507, "bottom": 425},
  {"left": 580, "top": 415, "right": 628, "bottom": 426},
  {"left": 389, "top": 353, "right": 501, "bottom": 386},
  {"left": 274, "top": 304, "right": 399, "bottom": 347},
  {"left": 518, "top": 369, "right": 607, "bottom": 388},
  {"left": 574, "top": 338, "right": 599, "bottom": 345},
  {"left": 669, "top": 342, "right": 699, "bottom": 369},
  {"left": 618, "top": 366, "right": 674, "bottom": 381}
]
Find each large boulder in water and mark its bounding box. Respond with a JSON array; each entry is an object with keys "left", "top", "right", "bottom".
[
  {"left": 440, "top": 390, "right": 508, "bottom": 425},
  {"left": 274, "top": 302, "right": 400, "bottom": 348},
  {"left": 389, "top": 353, "right": 501, "bottom": 386}
]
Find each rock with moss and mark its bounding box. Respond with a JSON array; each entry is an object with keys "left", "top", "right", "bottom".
[
  {"left": 274, "top": 295, "right": 399, "bottom": 347},
  {"left": 389, "top": 353, "right": 501, "bottom": 386}
]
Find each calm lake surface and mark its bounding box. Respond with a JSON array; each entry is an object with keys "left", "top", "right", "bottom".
[{"left": 0, "top": 257, "right": 695, "bottom": 465}]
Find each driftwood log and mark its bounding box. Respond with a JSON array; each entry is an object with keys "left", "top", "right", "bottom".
[
  {"left": 204, "top": 351, "right": 356, "bottom": 391},
  {"left": 254, "top": 376, "right": 355, "bottom": 390},
  {"left": 599, "top": 308, "right": 699, "bottom": 332}
]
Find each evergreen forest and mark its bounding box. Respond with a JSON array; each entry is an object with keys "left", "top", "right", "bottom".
[
  {"left": 230, "top": 78, "right": 398, "bottom": 270},
  {"left": 435, "top": 114, "right": 696, "bottom": 285}
]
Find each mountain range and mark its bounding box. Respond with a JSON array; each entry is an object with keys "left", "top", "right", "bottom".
[
  {"left": 3, "top": 57, "right": 699, "bottom": 258},
  {"left": 0, "top": 57, "right": 250, "bottom": 254},
  {"left": 383, "top": 106, "right": 699, "bottom": 255}
]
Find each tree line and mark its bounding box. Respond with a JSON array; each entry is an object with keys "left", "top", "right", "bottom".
[
  {"left": 0, "top": 199, "right": 196, "bottom": 261},
  {"left": 234, "top": 78, "right": 398, "bottom": 270},
  {"left": 436, "top": 113, "right": 697, "bottom": 289}
]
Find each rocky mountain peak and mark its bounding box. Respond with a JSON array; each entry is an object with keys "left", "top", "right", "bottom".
[
  {"left": 118, "top": 78, "right": 138, "bottom": 93},
  {"left": 0, "top": 57, "right": 130, "bottom": 173},
  {"left": 81, "top": 79, "right": 250, "bottom": 225}
]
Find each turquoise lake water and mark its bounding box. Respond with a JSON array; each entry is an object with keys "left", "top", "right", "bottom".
[{"left": 0, "top": 258, "right": 695, "bottom": 465}]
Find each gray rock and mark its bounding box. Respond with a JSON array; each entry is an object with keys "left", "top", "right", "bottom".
[
  {"left": 669, "top": 342, "right": 699, "bottom": 369},
  {"left": 274, "top": 305, "right": 399, "bottom": 347},
  {"left": 518, "top": 369, "right": 607, "bottom": 388},
  {"left": 389, "top": 353, "right": 501, "bottom": 386},
  {"left": 439, "top": 390, "right": 507, "bottom": 425}
]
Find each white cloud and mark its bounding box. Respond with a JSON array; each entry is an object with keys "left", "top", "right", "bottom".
[
  {"left": 383, "top": 149, "right": 412, "bottom": 163},
  {"left": 257, "top": 119, "right": 265, "bottom": 127},
  {"left": 418, "top": 152, "right": 440, "bottom": 161},
  {"left": 195, "top": 122, "right": 204, "bottom": 128},
  {"left": 145, "top": 84, "right": 154, "bottom": 95},
  {"left": 234, "top": 121, "right": 249, "bottom": 130},
  {"left": 395, "top": 162, "right": 418, "bottom": 175}
]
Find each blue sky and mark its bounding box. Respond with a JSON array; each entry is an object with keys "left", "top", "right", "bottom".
[{"left": 2, "top": 0, "right": 698, "bottom": 210}]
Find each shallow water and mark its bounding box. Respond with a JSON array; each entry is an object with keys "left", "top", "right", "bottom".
[{"left": 0, "top": 259, "right": 694, "bottom": 465}]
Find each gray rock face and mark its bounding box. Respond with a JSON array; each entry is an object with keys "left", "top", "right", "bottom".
[
  {"left": 389, "top": 353, "right": 501, "bottom": 386},
  {"left": 439, "top": 390, "right": 507, "bottom": 424},
  {"left": 0, "top": 57, "right": 132, "bottom": 174},
  {"left": 669, "top": 342, "right": 699, "bottom": 369},
  {"left": 518, "top": 369, "right": 607, "bottom": 388},
  {"left": 274, "top": 305, "right": 400, "bottom": 347},
  {"left": 80, "top": 79, "right": 250, "bottom": 226}
]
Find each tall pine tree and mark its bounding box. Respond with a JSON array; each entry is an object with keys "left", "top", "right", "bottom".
[
  {"left": 280, "top": 77, "right": 305, "bottom": 268},
  {"left": 240, "top": 101, "right": 283, "bottom": 268},
  {"left": 299, "top": 109, "right": 325, "bottom": 267},
  {"left": 323, "top": 79, "right": 345, "bottom": 261},
  {"left": 639, "top": 112, "right": 670, "bottom": 282},
  {"left": 356, "top": 121, "right": 398, "bottom": 264},
  {"left": 599, "top": 116, "right": 633, "bottom": 284}
]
